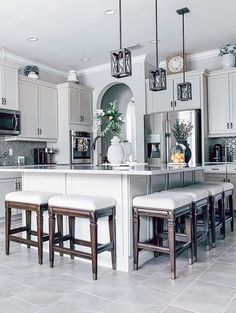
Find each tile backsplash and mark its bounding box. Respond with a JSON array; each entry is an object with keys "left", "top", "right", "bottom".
[
  {"left": 208, "top": 137, "right": 236, "bottom": 161},
  {"left": 0, "top": 138, "right": 46, "bottom": 165}
]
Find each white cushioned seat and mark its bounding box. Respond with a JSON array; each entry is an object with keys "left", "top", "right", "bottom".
[
  {"left": 187, "top": 183, "right": 223, "bottom": 196},
  {"left": 162, "top": 187, "right": 208, "bottom": 202},
  {"left": 5, "top": 191, "right": 60, "bottom": 205},
  {"left": 133, "top": 192, "right": 192, "bottom": 210},
  {"left": 203, "top": 181, "right": 233, "bottom": 192},
  {"left": 48, "top": 194, "right": 116, "bottom": 211}
]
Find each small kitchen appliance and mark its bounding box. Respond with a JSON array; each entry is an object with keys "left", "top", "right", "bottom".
[
  {"left": 0, "top": 108, "right": 20, "bottom": 136},
  {"left": 34, "top": 148, "right": 56, "bottom": 165}
]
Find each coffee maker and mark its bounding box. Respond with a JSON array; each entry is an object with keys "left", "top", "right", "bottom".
[
  {"left": 210, "top": 144, "right": 223, "bottom": 162},
  {"left": 34, "top": 148, "right": 55, "bottom": 165}
]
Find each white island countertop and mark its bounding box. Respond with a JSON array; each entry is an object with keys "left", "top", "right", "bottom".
[{"left": 0, "top": 163, "right": 204, "bottom": 176}]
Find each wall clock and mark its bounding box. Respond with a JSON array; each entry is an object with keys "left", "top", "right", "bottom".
[{"left": 166, "top": 54, "right": 184, "bottom": 75}]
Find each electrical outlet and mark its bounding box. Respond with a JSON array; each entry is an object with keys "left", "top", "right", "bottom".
[{"left": 8, "top": 148, "right": 13, "bottom": 156}]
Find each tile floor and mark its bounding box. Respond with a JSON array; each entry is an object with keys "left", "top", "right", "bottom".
[{"left": 0, "top": 219, "right": 236, "bottom": 313}]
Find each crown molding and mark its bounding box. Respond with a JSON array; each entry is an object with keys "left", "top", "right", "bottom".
[
  {"left": 78, "top": 54, "right": 146, "bottom": 75},
  {"left": 5, "top": 50, "right": 67, "bottom": 78}
]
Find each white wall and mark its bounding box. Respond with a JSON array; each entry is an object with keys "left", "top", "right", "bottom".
[{"left": 79, "top": 56, "right": 146, "bottom": 162}]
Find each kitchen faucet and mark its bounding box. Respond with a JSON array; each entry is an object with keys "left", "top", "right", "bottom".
[{"left": 91, "top": 135, "right": 109, "bottom": 164}]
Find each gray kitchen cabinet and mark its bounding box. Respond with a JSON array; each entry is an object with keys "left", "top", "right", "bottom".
[
  {"left": 0, "top": 176, "right": 21, "bottom": 218},
  {"left": 146, "top": 70, "right": 206, "bottom": 114},
  {"left": 0, "top": 62, "right": 19, "bottom": 110},
  {"left": 68, "top": 84, "right": 93, "bottom": 126},
  {"left": 18, "top": 76, "right": 58, "bottom": 142}
]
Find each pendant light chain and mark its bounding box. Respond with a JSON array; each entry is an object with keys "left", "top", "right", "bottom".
[
  {"left": 119, "top": 0, "right": 122, "bottom": 50},
  {"left": 182, "top": 13, "right": 186, "bottom": 83},
  {"left": 155, "top": 0, "right": 159, "bottom": 68}
]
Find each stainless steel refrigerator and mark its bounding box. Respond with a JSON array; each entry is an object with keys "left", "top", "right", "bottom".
[{"left": 144, "top": 109, "right": 202, "bottom": 167}]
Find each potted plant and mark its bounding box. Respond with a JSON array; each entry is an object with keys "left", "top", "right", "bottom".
[
  {"left": 171, "top": 119, "right": 193, "bottom": 164},
  {"left": 94, "top": 101, "right": 125, "bottom": 164},
  {"left": 219, "top": 44, "right": 236, "bottom": 68},
  {"left": 24, "top": 65, "right": 39, "bottom": 79}
]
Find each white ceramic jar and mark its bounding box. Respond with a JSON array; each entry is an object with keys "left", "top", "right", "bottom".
[
  {"left": 221, "top": 54, "right": 235, "bottom": 68},
  {"left": 107, "top": 136, "right": 125, "bottom": 164}
]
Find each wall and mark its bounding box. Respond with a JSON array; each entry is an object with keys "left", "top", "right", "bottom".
[
  {"left": 0, "top": 138, "right": 46, "bottom": 165},
  {"left": 79, "top": 56, "right": 146, "bottom": 162}
]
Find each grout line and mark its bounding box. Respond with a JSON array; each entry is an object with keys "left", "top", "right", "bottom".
[{"left": 222, "top": 293, "right": 236, "bottom": 313}]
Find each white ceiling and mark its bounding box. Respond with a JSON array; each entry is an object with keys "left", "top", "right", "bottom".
[{"left": 0, "top": 0, "right": 235, "bottom": 71}]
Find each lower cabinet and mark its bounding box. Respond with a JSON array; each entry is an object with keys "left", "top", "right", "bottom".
[{"left": 0, "top": 177, "right": 21, "bottom": 218}]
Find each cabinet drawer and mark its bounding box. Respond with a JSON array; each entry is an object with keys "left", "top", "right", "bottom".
[{"left": 204, "top": 166, "right": 227, "bottom": 174}]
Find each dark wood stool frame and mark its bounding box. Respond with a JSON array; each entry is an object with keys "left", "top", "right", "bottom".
[
  {"left": 222, "top": 189, "right": 234, "bottom": 234},
  {"left": 5, "top": 201, "right": 49, "bottom": 264},
  {"left": 209, "top": 192, "right": 224, "bottom": 248},
  {"left": 49, "top": 205, "right": 116, "bottom": 280},
  {"left": 133, "top": 204, "right": 193, "bottom": 280}
]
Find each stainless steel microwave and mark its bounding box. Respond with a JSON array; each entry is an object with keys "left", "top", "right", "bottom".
[{"left": 0, "top": 108, "right": 21, "bottom": 136}]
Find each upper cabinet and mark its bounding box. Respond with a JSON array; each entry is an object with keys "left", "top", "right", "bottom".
[
  {"left": 146, "top": 70, "right": 207, "bottom": 114},
  {"left": 208, "top": 69, "right": 236, "bottom": 137},
  {"left": 18, "top": 76, "right": 58, "bottom": 141},
  {"left": 0, "top": 62, "right": 19, "bottom": 110}
]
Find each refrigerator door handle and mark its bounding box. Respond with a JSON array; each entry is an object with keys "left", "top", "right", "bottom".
[{"left": 165, "top": 120, "right": 171, "bottom": 135}]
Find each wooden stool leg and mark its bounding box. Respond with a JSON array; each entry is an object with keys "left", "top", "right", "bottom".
[
  {"left": 36, "top": 207, "right": 44, "bottom": 265},
  {"left": 210, "top": 198, "right": 216, "bottom": 248},
  {"left": 157, "top": 218, "right": 164, "bottom": 255},
  {"left": 153, "top": 217, "right": 159, "bottom": 257},
  {"left": 57, "top": 214, "right": 63, "bottom": 257},
  {"left": 167, "top": 213, "right": 176, "bottom": 279},
  {"left": 229, "top": 195, "right": 234, "bottom": 232},
  {"left": 90, "top": 213, "right": 98, "bottom": 280},
  {"left": 192, "top": 204, "right": 197, "bottom": 262},
  {"left": 203, "top": 204, "right": 210, "bottom": 251},
  {"left": 5, "top": 204, "right": 11, "bottom": 255},
  {"left": 185, "top": 214, "right": 193, "bottom": 265},
  {"left": 69, "top": 216, "right": 75, "bottom": 259},
  {"left": 49, "top": 209, "right": 55, "bottom": 268},
  {"left": 108, "top": 210, "right": 116, "bottom": 270},
  {"left": 133, "top": 207, "right": 140, "bottom": 270},
  {"left": 220, "top": 198, "right": 225, "bottom": 239},
  {"left": 26, "top": 210, "right": 32, "bottom": 249}
]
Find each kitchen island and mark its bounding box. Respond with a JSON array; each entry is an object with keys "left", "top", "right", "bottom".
[{"left": 0, "top": 164, "right": 204, "bottom": 271}]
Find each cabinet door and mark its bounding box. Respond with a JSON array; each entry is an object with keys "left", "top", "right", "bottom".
[
  {"left": 0, "top": 65, "right": 5, "bottom": 108},
  {"left": 4, "top": 66, "right": 18, "bottom": 110},
  {"left": 0, "top": 178, "right": 17, "bottom": 218},
  {"left": 79, "top": 89, "right": 92, "bottom": 126},
  {"left": 69, "top": 87, "right": 80, "bottom": 124},
  {"left": 18, "top": 80, "right": 38, "bottom": 138},
  {"left": 174, "top": 75, "right": 201, "bottom": 110},
  {"left": 152, "top": 79, "right": 174, "bottom": 113},
  {"left": 208, "top": 74, "right": 230, "bottom": 136},
  {"left": 38, "top": 85, "right": 58, "bottom": 140},
  {"left": 229, "top": 73, "right": 236, "bottom": 133}
]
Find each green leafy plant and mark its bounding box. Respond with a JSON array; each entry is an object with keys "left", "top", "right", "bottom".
[
  {"left": 219, "top": 44, "right": 236, "bottom": 56},
  {"left": 94, "top": 101, "right": 125, "bottom": 136},
  {"left": 171, "top": 119, "right": 193, "bottom": 143}
]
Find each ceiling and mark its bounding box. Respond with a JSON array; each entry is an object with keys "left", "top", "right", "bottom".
[{"left": 0, "top": 0, "right": 236, "bottom": 71}]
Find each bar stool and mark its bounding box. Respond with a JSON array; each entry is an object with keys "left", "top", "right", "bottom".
[
  {"left": 48, "top": 194, "right": 116, "bottom": 280},
  {"left": 132, "top": 191, "right": 193, "bottom": 279},
  {"left": 188, "top": 183, "right": 224, "bottom": 248},
  {"left": 203, "top": 181, "right": 234, "bottom": 234},
  {"left": 5, "top": 191, "right": 60, "bottom": 264},
  {"left": 163, "top": 187, "right": 210, "bottom": 261}
]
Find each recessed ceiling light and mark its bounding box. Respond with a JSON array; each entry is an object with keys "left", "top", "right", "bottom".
[
  {"left": 104, "top": 9, "right": 116, "bottom": 15},
  {"left": 80, "top": 57, "right": 90, "bottom": 62},
  {"left": 27, "top": 37, "right": 39, "bottom": 42}
]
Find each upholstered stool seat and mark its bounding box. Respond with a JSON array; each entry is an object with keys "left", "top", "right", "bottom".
[
  {"left": 204, "top": 181, "right": 233, "bottom": 192},
  {"left": 5, "top": 191, "right": 60, "bottom": 264},
  {"left": 162, "top": 187, "right": 210, "bottom": 261},
  {"left": 48, "top": 194, "right": 116, "bottom": 280},
  {"left": 132, "top": 192, "right": 193, "bottom": 279}
]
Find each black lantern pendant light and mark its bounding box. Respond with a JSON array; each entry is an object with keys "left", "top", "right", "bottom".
[
  {"left": 111, "top": 0, "right": 132, "bottom": 78},
  {"left": 177, "top": 7, "right": 192, "bottom": 101},
  {"left": 149, "top": 0, "right": 166, "bottom": 91}
]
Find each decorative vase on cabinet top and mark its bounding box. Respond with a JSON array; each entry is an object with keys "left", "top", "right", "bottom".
[
  {"left": 221, "top": 54, "right": 235, "bottom": 68},
  {"left": 107, "top": 136, "right": 125, "bottom": 164}
]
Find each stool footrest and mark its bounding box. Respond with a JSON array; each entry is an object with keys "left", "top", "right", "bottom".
[
  {"left": 53, "top": 235, "right": 71, "bottom": 245},
  {"left": 53, "top": 246, "right": 92, "bottom": 260},
  {"left": 97, "top": 242, "right": 114, "bottom": 253},
  {"left": 9, "top": 236, "right": 38, "bottom": 247},
  {"left": 10, "top": 226, "right": 28, "bottom": 234},
  {"left": 137, "top": 242, "right": 169, "bottom": 254}
]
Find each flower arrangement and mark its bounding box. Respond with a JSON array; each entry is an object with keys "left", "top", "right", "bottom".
[
  {"left": 95, "top": 101, "right": 125, "bottom": 137},
  {"left": 219, "top": 44, "right": 236, "bottom": 56},
  {"left": 171, "top": 119, "right": 193, "bottom": 143},
  {"left": 24, "top": 65, "right": 39, "bottom": 76}
]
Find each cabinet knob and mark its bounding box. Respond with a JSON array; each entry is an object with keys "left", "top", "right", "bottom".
[
  {"left": 231, "top": 122, "right": 233, "bottom": 129},
  {"left": 227, "top": 122, "right": 230, "bottom": 129}
]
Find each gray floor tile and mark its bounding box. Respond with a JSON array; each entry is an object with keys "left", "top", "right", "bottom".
[
  {"left": 173, "top": 280, "right": 235, "bottom": 313},
  {"left": 224, "top": 297, "right": 236, "bottom": 313},
  {"left": 0, "top": 278, "right": 30, "bottom": 300},
  {"left": 162, "top": 305, "right": 197, "bottom": 313},
  {"left": 38, "top": 290, "right": 112, "bottom": 313},
  {"left": 102, "top": 285, "right": 176, "bottom": 313},
  {"left": 0, "top": 297, "right": 40, "bottom": 313}
]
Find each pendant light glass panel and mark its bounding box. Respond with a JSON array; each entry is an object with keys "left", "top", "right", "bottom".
[
  {"left": 111, "top": 48, "right": 132, "bottom": 78},
  {"left": 111, "top": 0, "right": 132, "bottom": 78},
  {"left": 149, "top": 68, "right": 166, "bottom": 91},
  {"left": 177, "top": 82, "right": 192, "bottom": 101},
  {"left": 177, "top": 7, "right": 191, "bottom": 101}
]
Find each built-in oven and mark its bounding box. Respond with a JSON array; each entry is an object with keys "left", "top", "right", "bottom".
[
  {"left": 70, "top": 130, "right": 92, "bottom": 164},
  {"left": 0, "top": 109, "right": 21, "bottom": 136}
]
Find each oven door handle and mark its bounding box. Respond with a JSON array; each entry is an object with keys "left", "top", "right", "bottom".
[{"left": 13, "top": 114, "right": 18, "bottom": 131}]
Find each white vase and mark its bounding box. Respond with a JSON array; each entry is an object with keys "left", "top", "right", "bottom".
[
  {"left": 107, "top": 136, "right": 125, "bottom": 164},
  {"left": 222, "top": 54, "right": 235, "bottom": 68},
  {"left": 28, "top": 71, "right": 38, "bottom": 79}
]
